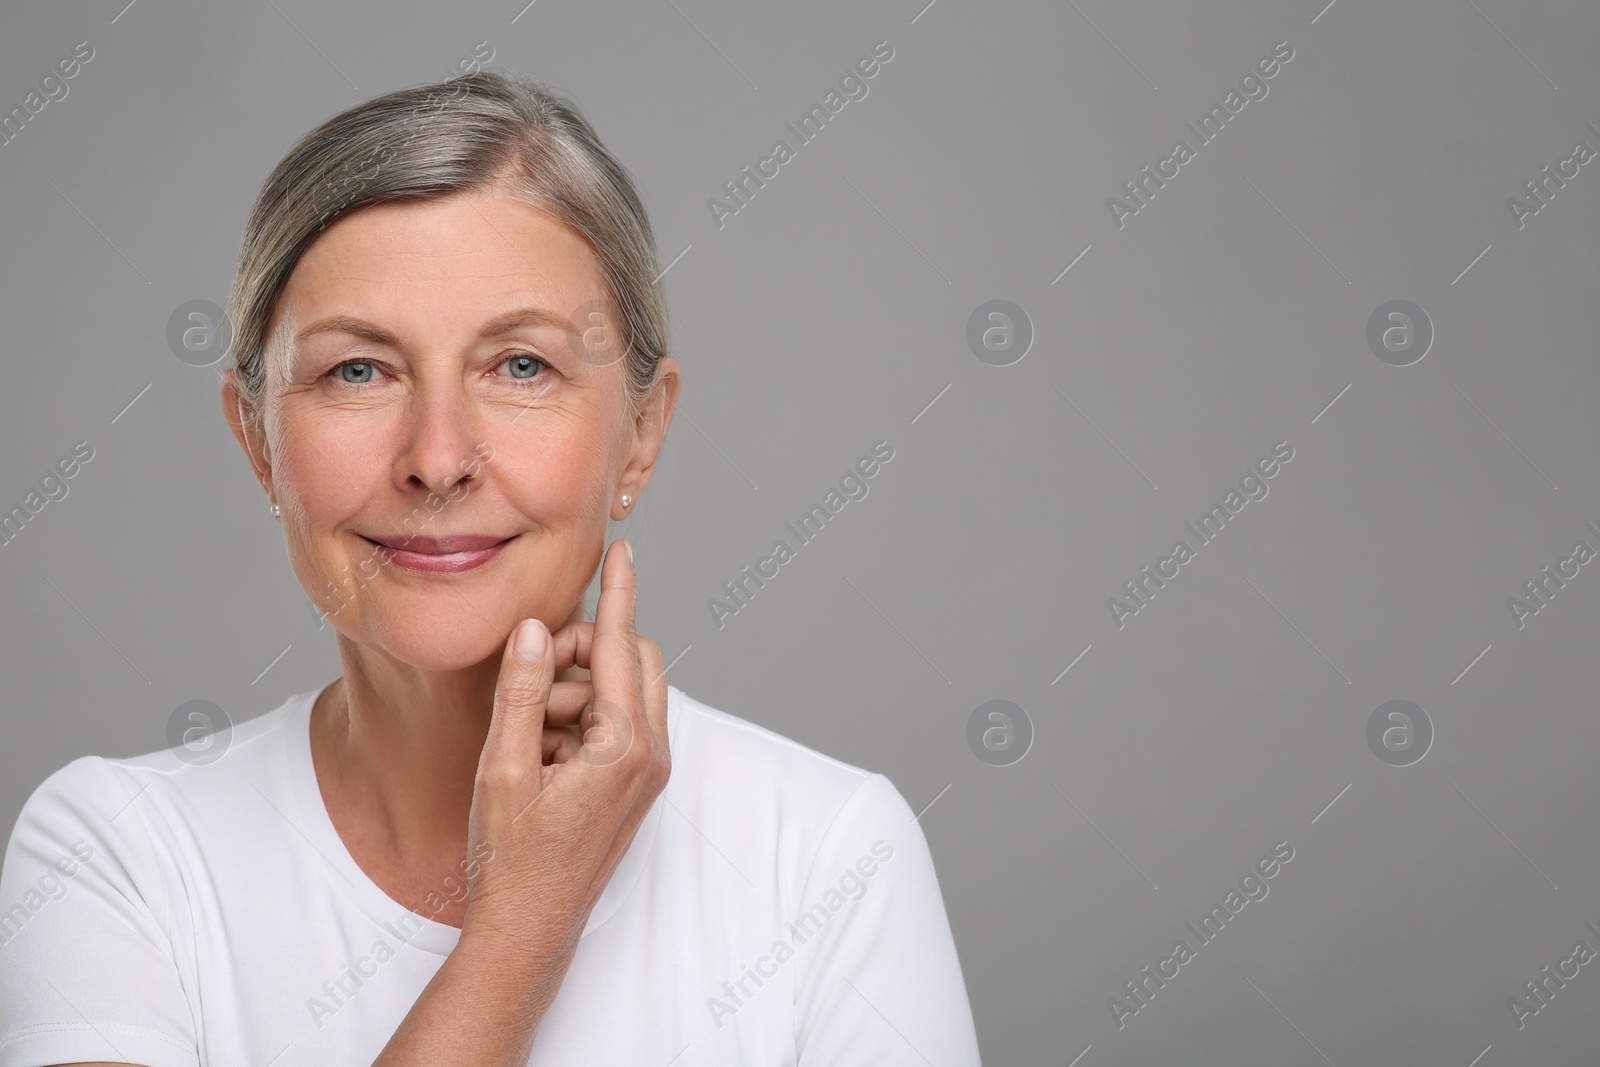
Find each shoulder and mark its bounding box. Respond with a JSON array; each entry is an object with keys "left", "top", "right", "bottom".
[
  {"left": 3, "top": 692, "right": 307, "bottom": 879},
  {"left": 667, "top": 683, "right": 895, "bottom": 807},
  {"left": 664, "top": 684, "right": 918, "bottom": 871}
]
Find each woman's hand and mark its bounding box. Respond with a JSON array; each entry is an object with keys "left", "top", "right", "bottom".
[
  {"left": 373, "top": 538, "right": 670, "bottom": 1065},
  {"left": 464, "top": 537, "right": 672, "bottom": 950}
]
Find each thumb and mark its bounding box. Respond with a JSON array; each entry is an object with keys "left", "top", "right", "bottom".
[{"left": 483, "top": 618, "right": 554, "bottom": 770}]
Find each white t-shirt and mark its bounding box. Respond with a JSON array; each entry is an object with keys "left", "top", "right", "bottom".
[{"left": 0, "top": 683, "right": 980, "bottom": 1066}]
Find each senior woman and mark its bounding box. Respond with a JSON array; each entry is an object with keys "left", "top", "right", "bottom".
[{"left": 0, "top": 72, "right": 979, "bottom": 1066}]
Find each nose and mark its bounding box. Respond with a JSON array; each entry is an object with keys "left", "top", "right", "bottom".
[{"left": 391, "top": 375, "right": 482, "bottom": 501}]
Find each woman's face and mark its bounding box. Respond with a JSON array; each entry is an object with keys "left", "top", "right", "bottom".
[{"left": 223, "top": 186, "right": 677, "bottom": 672}]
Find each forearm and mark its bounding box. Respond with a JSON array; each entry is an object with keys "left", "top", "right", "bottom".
[{"left": 372, "top": 926, "right": 575, "bottom": 1066}]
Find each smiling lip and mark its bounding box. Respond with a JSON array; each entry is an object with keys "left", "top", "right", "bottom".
[{"left": 363, "top": 533, "right": 514, "bottom": 575}]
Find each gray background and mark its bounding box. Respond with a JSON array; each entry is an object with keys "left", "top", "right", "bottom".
[{"left": 2, "top": 0, "right": 1598, "bottom": 1063}]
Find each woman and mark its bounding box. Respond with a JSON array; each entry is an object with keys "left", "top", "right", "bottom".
[{"left": 0, "top": 72, "right": 980, "bottom": 1065}]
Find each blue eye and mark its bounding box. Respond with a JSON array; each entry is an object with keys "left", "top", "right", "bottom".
[
  {"left": 501, "top": 354, "right": 546, "bottom": 381},
  {"left": 336, "top": 361, "right": 377, "bottom": 384}
]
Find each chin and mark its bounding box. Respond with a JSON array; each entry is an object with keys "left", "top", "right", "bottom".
[{"left": 355, "top": 599, "right": 522, "bottom": 672}]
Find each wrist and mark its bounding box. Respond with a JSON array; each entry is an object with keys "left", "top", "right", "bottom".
[
  {"left": 442, "top": 923, "right": 571, "bottom": 1038},
  {"left": 457, "top": 912, "right": 575, "bottom": 983}
]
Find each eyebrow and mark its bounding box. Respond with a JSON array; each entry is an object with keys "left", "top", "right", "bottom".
[{"left": 294, "top": 305, "right": 571, "bottom": 345}]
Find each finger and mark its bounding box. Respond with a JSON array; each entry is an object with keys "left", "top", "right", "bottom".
[
  {"left": 578, "top": 642, "right": 669, "bottom": 890},
  {"left": 538, "top": 682, "right": 593, "bottom": 765},
  {"left": 554, "top": 662, "right": 590, "bottom": 685},
  {"left": 480, "top": 618, "right": 553, "bottom": 777},
  {"left": 550, "top": 621, "right": 594, "bottom": 676},
  {"left": 638, "top": 637, "right": 669, "bottom": 751},
  {"left": 590, "top": 540, "right": 644, "bottom": 735},
  {"left": 542, "top": 723, "right": 584, "bottom": 763},
  {"left": 543, "top": 680, "right": 594, "bottom": 727}
]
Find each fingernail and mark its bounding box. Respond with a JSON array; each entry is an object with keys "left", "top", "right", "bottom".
[
  {"left": 513, "top": 618, "right": 547, "bottom": 661},
  {"left": 623, "top": 538, "right": 633, "bottom": 563}
]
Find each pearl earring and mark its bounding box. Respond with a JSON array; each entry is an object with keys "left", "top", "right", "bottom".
[
  {"left": 620, "top": 494, "right": 632, "bottom": 508},
  {"left": 269, "top": 502, "right": 281, "bottom": 517}
]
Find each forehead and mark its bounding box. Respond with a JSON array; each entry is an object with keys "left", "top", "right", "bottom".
[{"left": 270, "top": 189, "right": 607, "bottom": 337}]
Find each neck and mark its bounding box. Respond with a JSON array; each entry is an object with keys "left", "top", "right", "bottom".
[{"left": 310, "top": 599, "right": 587, "bottom": 881}]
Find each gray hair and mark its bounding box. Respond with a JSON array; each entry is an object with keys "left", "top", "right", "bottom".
[{"left": 225, "top": 71, "right": 669, "bottom": 418}]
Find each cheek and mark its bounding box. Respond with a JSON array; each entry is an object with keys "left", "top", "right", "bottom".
[
  {"left": 494, "top": 421, "right": 616, "bottom": 523},
  {"left": 270, "top": 412, "right": 386, "bottom": 521}
]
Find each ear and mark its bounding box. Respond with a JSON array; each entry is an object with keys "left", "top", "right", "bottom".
[
  {"left": 220, "top": 369, "right": 274, "bottom": 497},
  {"left": 612, "top": 355, "right": 680, "bottom": 521}
]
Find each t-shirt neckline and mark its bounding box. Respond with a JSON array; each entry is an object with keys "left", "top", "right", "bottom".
[{"left": 280, "top": 679, "right": 673, "bottom": 957}]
